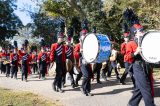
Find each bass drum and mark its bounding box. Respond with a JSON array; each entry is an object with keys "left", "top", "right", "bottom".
[
  {"left": 140, "top": 31, "right": 160, "bottom": 64},
  {"left": 82, "top": 33, "right": 111, "bottom": 63}
]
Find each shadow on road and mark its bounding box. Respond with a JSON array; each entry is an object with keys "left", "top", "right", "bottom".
[{"left": 93, "top": 87, "right": 133, "bottom": 95}]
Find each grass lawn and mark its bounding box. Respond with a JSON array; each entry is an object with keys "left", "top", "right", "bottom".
[
  {"left": 153, "top": 68, "right": 160, "bottom": 79},
  {"left": 0, "top": 88, "right": 61, "bottom": 106},
  {"left": 118, "top": 68, "right": 160, "bottom": 79}
]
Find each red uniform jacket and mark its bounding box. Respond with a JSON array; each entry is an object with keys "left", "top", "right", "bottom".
[
  {"left": 74, "top": 43, "right": 80, "bottom": 60},
  {"left": 18, "top": 50, "right": 32, "bottom": 74},
  {"left": 65, "top": 45, "right": 74, "bottom": 62},
  {"left": 31, "top": 54, "right": 37, "bottom": 63},
  {"left": 121, "top": 42, "right": 127, "bottom": 62},
  {"left": 47, "top": 51, "right": 50, "bottom": 63},
  {"left": 10, "top": 53, "right": 19, "bottom": 67},
  {"left": 125, "top": 41, "right": 137, "bottom": 63},
  {"left": 37, "top": 52, "right": 49, "bottom": 74},
  {"left": 0, "top": 52, "right": 6, "bottom": 61},
  {"left": 50, "top": 43, "right": 66, "bottom": 63}
]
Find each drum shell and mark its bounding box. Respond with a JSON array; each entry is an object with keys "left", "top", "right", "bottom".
[
  {"left": 140, "top": 31, "right": 160, "bottom": 64},
  {"left": 82, "top": 33, "right": 111, "bottom": 63}
]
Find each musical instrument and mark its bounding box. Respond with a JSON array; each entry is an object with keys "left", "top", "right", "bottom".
[
  {"left": 66, "top": 59, "right": 73, "bottom": 72},
  {"left": 3, "top": 60, "right": 10, "bottom": 65},
  {"left": 110, "top": 49, "right": 117, "bottom": 61},
  {"left": 140, "top": 30, "right": 160, "bottom": 64},
  {"left": 82, "top": 33, "right": 111, "bottom": 63},
  {"left": 1, "top": 57, "right": 6, "bottom": 62}
]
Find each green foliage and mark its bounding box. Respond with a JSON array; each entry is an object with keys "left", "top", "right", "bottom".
[
  {"left": 44, "top": 0, "right": 78, "bottom": 19},
  {"left": 0, "top": 0, "right": 23, "bottom": 45},
  {"left": 103, "top": 0, "right": 160, "bottom": 44},
  {"left": 34, "top": 0, "right": 160, "bottom": 47},
  {"left": 32, "top": 12, "right": 57, "bottom": 45}
]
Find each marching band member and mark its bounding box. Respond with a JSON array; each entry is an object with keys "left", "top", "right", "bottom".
[
  {"left": 10, "top": 41, "right": 19, "bottom": 79},
  {"left": 31, "top": 50, "right": 38, "bottom": 74},
  {"left": 74, "top": 29, "right": 87, "bottom": 86},
  {"left": 80, "top": 55, "right": 94, "bottom": 96},
  {"left": 37, "top": 39, "right": 49, "bottom": 80},
  {"left": 74, "top": 38, "right": 81, "bottom": 86},
  {"left": 46, "top": 46, "right": 51, "bottom": 74},
  {"left": 19, "top": 40, "right": 32, "bottom": 82},
  {"left": 101, "top": 60, "right": 110, "bottom": 81},
  {"left": 120, "top": 32, "right": 135, "bottom": 86},
  {"left": 5, "top": 46, "right": 11, "bottom": 77},
  {"left": 65, "top": 37, "right": 75, "bottom": 88},
  {"left": 108, "top": 43, "right": 120, "bottom": 80},
  {"left": 123, "top": 8, "right": 155, "bottom": 106},
  {"left": 50, "top": 33, "right": 66, "bottom": 93},
  {"left": 127, "top": 29, "right": 155, "bottom": 106},
  {"left": 0, "top": 49, "right": 6, "bottom": 74},
  {"left": 92, "top": 26, "right": 102, "bottom": 84}
]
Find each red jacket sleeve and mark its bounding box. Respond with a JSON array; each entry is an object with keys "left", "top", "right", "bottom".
[
  {"left": 126, "top": 41, "right": 137, "bottom": 63},
  {"left": 74, "top": 43, "right": 80, "bottom": 59},
  {"left": 64, "top": 45, "right": 67, "bottom": 53},
  {"left": 10, "top": 53, "right": 13, "bottom": 61},
  {"left": 120, "top": 43, "right": 126, "bottom": 55},
  {"left": 31, "top": 54, "right": 35, "bottom": 60},
  {"left": 28, "top": 54, "right": 32, "bottom": 62},
  {"left": 18, "top": 50, "right": 24, "bottom": 59},
  {"left": 46, "top": 53, "right": 50, "bottom": 63},
  {"left": 50, "top": 43, "right": 56, "bottom": 62},
  {"left": 37, "top": 53, "right": 42, "bottom": 62}
]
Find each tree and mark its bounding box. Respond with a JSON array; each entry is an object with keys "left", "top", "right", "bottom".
[
  {"left": 0, "top": 0, "right": 23, "bottom": 45},
  {"left": 43, "top": 0, "right": 109, "bottom": 38},
  {"left": 31, "top": 12, "right": 58, "bottom": 45},
  {"left": 103, "top": 0, "right": 160, "bottom": 44}
]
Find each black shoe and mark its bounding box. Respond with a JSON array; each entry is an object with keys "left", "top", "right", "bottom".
[
  {"left": 52, "top": 84, "right": 57, "bottom": 92},
  {"left": 25, "top": 79, "right": 27, "bottom": 82},
  {"left": 97, "top": 81, "right": 102, "bottom": 84},
  {"left": 117, "top": 76, "right": 120, "bottom": 80},
  {"left": 75, "top": 84, "right": 79, "bottom": 87},
  {"left": 58, "top": 89, "right": 64, "bottom": 93},
  {"left": 121, "top": 81, "right": 126, "bottom": 85},
  {"left": 71, "top": 84, "right": 75, "bottom": 88},
  {"left": 80, "top": 87, "right": 85, "bottom": 94},
  {"left": 86, "top": 93, "right": 93, "bottom": 96},
  {"left": 119, "top": 79, "right": 126, "bottom": 85}
]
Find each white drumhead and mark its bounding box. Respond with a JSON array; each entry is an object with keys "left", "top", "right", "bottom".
[
  {"left": 82, "top": 33, "right": 99, "bottom": 63},
  {"left": 141, "top": 31, "right": 160, "bottom": 63}
]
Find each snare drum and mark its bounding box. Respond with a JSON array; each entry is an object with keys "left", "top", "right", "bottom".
[
  {"left": 140, "top": 31, "right": 160, "bottom": 63},
  {"left": 82, "top": 33, "right": 111, "bottom": 63}
]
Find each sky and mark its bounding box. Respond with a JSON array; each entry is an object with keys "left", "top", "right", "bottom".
[
  {"left": 14, "top": 0, "right": 105, "bottom": 26},
  {"left": 14, "top": 0, "right": 38, "bottom": 25}
]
